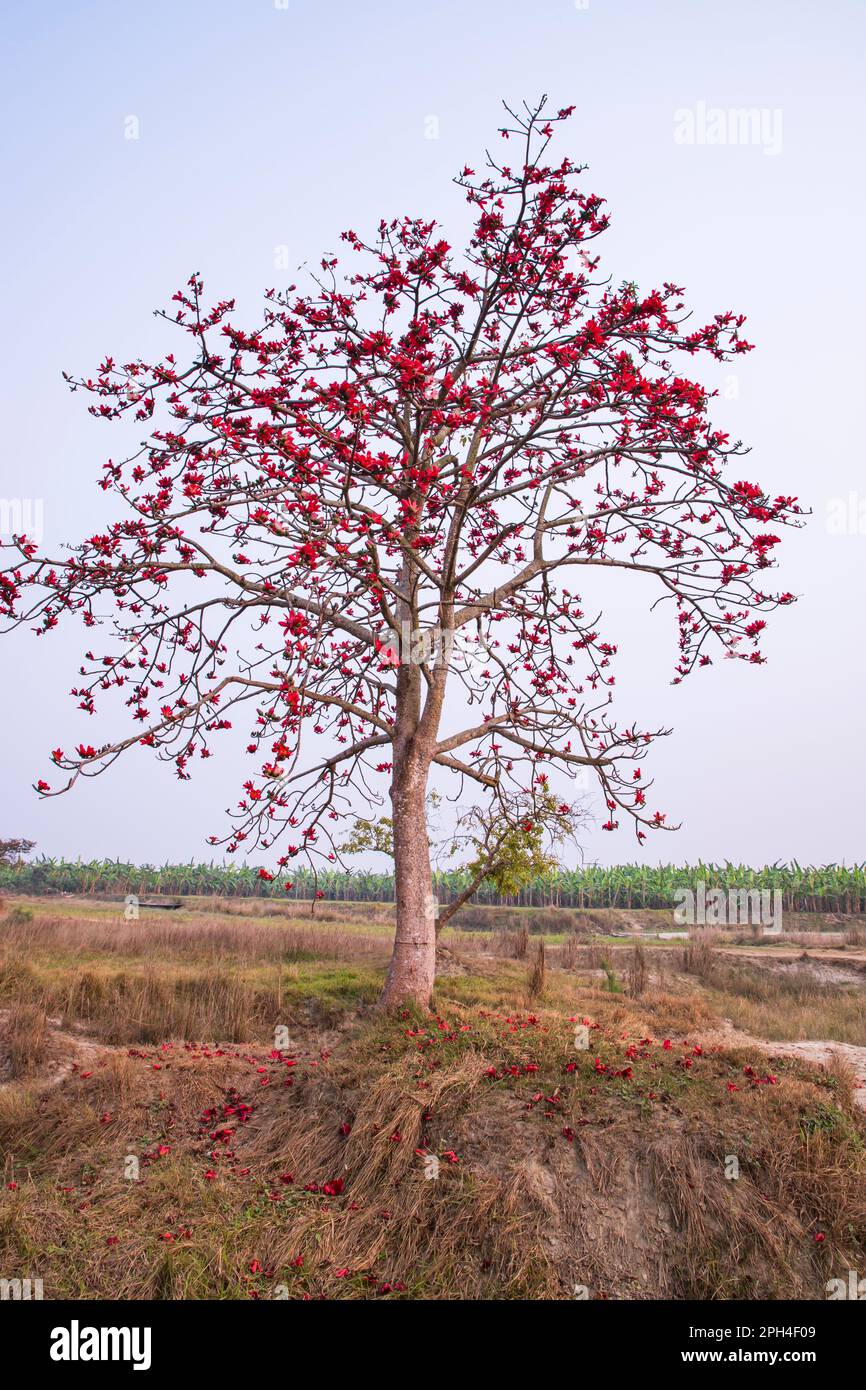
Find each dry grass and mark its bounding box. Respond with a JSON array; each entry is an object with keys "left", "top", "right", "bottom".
[
  {"left": 0, "top": 908, "right": 388, "bottom": 964},
  {"left": 1, "top": 895, "right": 865, "bottom": 1300},
  {"left": 526, "top": 940, "right": 546, "bottom": 1002},
  {"left": 675, "top": 944, "right": 866, "bottom": 1045},
  {"left": 627, "top": 943, "right": 648, "bottom": 998},
  {"left": 1, "top": 992, "right": 863, "bottom": 1300},
  {"left": 554, "top": 940, "right": 608, "bottom": 971},
  {"left": 559, "top": 933, "right": 584, "bottom": 971},
  {"left": 0, "top": 906, "right": 388, "bottom": 1045},
  {"left": 1, "top": 1003, "right": 50, "bottom": 1079}
]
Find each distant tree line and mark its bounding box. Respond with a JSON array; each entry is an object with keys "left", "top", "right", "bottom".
[{"left": 1, "top": 856, "right": 865, "bottom": 913}]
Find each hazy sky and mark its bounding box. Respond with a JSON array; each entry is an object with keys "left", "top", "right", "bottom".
[{"left": 1, "top": 0, "right": 864, "bottom": 869}]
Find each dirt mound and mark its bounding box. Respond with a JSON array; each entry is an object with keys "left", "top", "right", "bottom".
[{"left": 2, "top": 1003, "right": 863, "bottom": 1300}]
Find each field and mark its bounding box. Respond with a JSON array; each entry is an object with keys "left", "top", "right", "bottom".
[{"left": 2, "top": 893, "right": 865, "bottom": 1300}]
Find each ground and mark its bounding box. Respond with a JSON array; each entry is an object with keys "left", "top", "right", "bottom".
[{"left": 1, "top": 895, "right": 864, "bottom": 1300}]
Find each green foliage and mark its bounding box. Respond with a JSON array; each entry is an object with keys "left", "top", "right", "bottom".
[
  {"left": 600, "top": 958, "right": 622, "bottom": 994},
  {"left": 467, "top": 817, "right": 557, "bottom": 896},
  {"left": 799, "top": 1104, "right": 862, "bottom": 1147},
  {"left": 1, "top": 857, "right": 865, "bottom": 911},
  {"left": 457, "top": 789, "right": 580, "bottom": 898},
  {"left": 339, "top": 794, "right": 442, "bottom": 860},
  {"left": 339, "top": 817, "right": 394, "bottom": 857},
  {"left": 6, "top": 905, "right": 34, "bottom": 926}
]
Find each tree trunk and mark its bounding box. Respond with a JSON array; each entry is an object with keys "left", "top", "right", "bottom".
[{"left": 379, "top": 756, "right": 436, "bottom": 1010}]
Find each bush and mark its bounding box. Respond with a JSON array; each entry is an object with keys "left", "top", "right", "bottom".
[
  {"left": 526, "top": 940, "right": 546, "bottom": 1001},
  {"left": 3, "top": 1002, "right": 50, "bottom": 1077},
  {"left": 628, "top": 943, "right": 648, "bottom": 997},
  {"left": 600, "top": 958, "right": 622, "bottom": 993},
  {"left": 5, "top": 905, "right": 33, "bottom": 926}
]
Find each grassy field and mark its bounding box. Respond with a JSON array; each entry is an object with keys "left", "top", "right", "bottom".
[{"left": 1, "top": 895, "right": 865, "bottom": 1300}]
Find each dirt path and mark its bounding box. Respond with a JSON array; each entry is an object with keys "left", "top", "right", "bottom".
[{"left": 720, "top": 946, "right": 866, "bottom": 967}]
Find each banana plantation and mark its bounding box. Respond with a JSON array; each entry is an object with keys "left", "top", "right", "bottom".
[{"left": 1, "top": 858, "right": 865, "bottom": 913}]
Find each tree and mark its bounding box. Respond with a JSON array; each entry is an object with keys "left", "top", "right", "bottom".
[
  {"left": 0, "top": 838, "right": 36, "bottom": 867},
  {"left": 0, "top": 99, "right": 800, "bottom": 1008}
]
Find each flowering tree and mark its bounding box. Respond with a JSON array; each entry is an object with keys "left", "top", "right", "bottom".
[{"left": 1, "top": 99, "right": 800, "bottom": 1008}]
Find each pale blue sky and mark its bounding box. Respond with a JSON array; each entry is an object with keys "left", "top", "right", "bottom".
[{"left": 1, "top": 0, "right": 864, "bottom": 867}]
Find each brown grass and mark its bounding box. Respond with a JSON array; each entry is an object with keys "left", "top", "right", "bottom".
[
  {"left": 1, "top": 994, "right": 862, "bottom": 1300},
  {"left": 676, "top": 945, "right": 866, "bottom": 1045},
  {"left": 558, "top": 933, "right": 584, "bottom": 971},
  {"left": 0, "top": 909, "right": 387, "bottom": 964},
  {"left": 526, "top": 940, "right": 546, "bottom": 1002},
  {"left": 0, "top": 907, "right": 388, "bottom": 1045},
  {"left": 1, "top": 1003, "right": 50, "bottom": 1079},
  {"left": 628, "top": 943, "right": 648, "bottom": 998},
  {"left": 0, "top": 898, "right": 864, "bottom": 1300}
]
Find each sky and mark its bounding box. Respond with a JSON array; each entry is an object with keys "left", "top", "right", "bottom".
[{"left": 1, "top": 0, "right": 864, "bottom": 869}]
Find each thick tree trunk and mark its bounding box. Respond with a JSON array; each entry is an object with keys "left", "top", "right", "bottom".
[{"left": 379, "top": 756, "right": 436, "bottom": 1010}]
